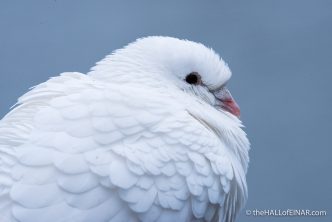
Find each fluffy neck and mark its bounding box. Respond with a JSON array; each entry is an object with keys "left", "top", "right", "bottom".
[{"left": 188, "top": 102, "right": 250, "bottom": 173}]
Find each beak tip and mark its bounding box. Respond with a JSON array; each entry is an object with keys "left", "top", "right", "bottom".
[
  {"left": 234, "top": 110, "right": 241, "bottom": 118},
  {"left": 222, "top": 99, "right": 241, "bottom": 118}
]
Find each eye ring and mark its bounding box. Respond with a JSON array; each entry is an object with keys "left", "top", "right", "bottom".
[{"left": 185, "top": 72, "right": 201, "bottom": 85}]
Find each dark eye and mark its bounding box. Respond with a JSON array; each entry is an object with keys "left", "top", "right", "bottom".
[{"left": 185, "top": 72, "right": 201, "bottom": 85}]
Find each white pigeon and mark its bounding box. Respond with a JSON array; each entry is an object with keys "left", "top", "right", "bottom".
[{"left": 0, "top": 36, "right": 250, "bottom": 222}]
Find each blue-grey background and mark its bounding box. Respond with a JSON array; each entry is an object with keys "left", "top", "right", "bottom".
[{"left": 0, "top": 1, "right": 331, "bottom": 221}]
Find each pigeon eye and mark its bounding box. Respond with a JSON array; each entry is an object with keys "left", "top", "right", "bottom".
[{"left": 185, "top": 72, "right": 201, "bottom": 85}]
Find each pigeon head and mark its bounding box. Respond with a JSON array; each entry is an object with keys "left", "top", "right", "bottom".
[{"left": 89, "top": 36, "right": 240, "bottom": 118}]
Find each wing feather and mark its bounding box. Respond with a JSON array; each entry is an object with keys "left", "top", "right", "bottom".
[{"left": 0, "top": 72, "right": 246, "bottom": 222}]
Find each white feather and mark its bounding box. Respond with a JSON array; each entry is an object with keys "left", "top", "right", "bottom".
[{"left": 0, "top": 36, "right": 250, "bottom": 222}]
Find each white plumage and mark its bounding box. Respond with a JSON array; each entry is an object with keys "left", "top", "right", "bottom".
[{"left": 0, "top": 37, "right": 250, "bottom": 222}]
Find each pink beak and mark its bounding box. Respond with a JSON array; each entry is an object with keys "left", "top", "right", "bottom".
[{"left": 214, "top": 88, "right": 241, "bottom": 118}]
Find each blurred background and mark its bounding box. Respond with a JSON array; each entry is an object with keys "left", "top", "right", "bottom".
[{"left": 0, "top": 0, "right": 331, "bottom": 221}]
